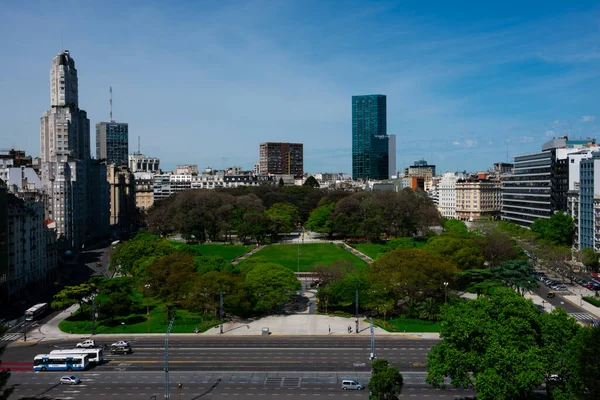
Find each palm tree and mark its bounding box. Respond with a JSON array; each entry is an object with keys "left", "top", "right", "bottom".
[
  {"left": 403, "top": 298, "right": 420, "bottom": 318},
  {"left": 419, "top": 297, "right": 439, "bottom": 321}
]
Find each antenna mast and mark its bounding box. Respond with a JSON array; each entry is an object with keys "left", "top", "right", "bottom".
[
  {"left": 109, "top": 86, "right": 113, "bottom": 122},
  {"left": 138, "top": 136, "right": 141, "bottom": 154}
]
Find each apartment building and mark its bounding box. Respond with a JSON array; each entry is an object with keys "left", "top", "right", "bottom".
[{"left": 456, "top": 178, "right": 502, "bottom": 221}]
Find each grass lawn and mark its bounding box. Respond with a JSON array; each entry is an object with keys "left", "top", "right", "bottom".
[
  {"left": 352, "top": 243, "right": 386, "bottom": 259},
  {"left": 170, "top": 242, "right": 253, "bottom": 261},
  {"left": 241, "top": 243, "right": 368, "bottom": 272},
  {"left": 58, "top": 291, "right": 219, "bottom": 334},
  {"left": 352, "top": 239, "right": 429, "bottom": 260},
  {"left": 374, "top": 317, "right": 440, "bottom": 333}
]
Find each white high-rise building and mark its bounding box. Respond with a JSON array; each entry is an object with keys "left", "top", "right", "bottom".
[
  {"left": 438, "top": 172, "right": 465, "bottom": 219},
  {"left": 388, "top": 134, "right": 396, "bottom": 178},
  {"left": 40, "top": 50, "right": 92, "bottom": 250}
]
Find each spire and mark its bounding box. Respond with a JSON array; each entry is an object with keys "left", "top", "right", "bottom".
[{"left": 109, "top": 86, "right": 113, "bottom": 122}]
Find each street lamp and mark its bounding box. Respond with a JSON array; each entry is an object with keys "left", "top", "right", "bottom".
[
  {"left": 145, "top": 284, "right": 151, "bottom": 333},
  {"left": 443, "top": 282, "right": 449, "bottom": 303}
]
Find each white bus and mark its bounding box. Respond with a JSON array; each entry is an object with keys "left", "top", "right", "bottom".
[
  {"left": 50, "top": 348, "right": 104, "bottom": 364},
  {"left": 33, "top": 353, "right": 89, "bottom": 372},
  {"left": 25, "top": 303, "right": 49, "bottom": 321}
]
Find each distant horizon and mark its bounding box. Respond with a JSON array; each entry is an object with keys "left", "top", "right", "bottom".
[{"left": 1, "top": 1, "right": 599, "bottom": 174}]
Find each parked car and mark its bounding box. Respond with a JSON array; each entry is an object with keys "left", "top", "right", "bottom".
[
  {"left": 111, "top": 340, "right": 130, "bottom": 348},
  {"left": 554, "top": 285, "right": 568, "bottom": 291},
  {"left": 76, "top": 339, "right": 96, "bottom": 348},
  {"left": 111, "top": 346, "right": 132, "bottom": 355},
  {"left": 60, "top": 376, "right": 81, "bottom": 385}
]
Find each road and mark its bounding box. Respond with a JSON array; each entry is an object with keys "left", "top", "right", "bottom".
[
  {"left": 2, "top": 337, "right": 483, "bottom": 399},
  {"left": 3, "top": 337, "right": 433, "bottom": 373}
]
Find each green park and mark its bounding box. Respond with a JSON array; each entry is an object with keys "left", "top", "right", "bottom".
[{"left": 46, "top": 185, "right": 600, "bottom": 399}]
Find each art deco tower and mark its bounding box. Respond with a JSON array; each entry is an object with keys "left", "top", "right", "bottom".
[{"left": 39, "top": 50, "right": 92, "bottom": 250}]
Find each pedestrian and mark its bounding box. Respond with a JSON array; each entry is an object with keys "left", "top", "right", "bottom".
[{"left": 328, "top": 325, "right": 331, "bottom": 335}]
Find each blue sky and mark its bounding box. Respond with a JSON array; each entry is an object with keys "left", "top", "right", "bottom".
[{"left": 1, "top": 0, "right": 599, "bottom": 174}]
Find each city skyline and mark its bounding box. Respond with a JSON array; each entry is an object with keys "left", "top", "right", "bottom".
[{"left": 1, "top": 1, "right": 599, "bottom": 173}]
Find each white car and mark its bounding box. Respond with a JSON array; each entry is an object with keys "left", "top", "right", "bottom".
[
  {"left": 76, "top": 339, "right": 96, "bottom": 348},
  {"left": 60, "top": 375, "right": 81, "bottom": 385},
  {"left": 111, "top": 340, "right": 130, "bottom": 348}
]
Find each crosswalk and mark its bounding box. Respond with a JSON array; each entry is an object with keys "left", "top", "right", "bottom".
[
  {"left": 569, "top": 313, "right": 598, "bottom": 323},
  {"left": 0, "top": 333, "right": 23, "bottom": 342}
]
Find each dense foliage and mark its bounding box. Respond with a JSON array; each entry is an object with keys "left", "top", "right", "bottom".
[
  {"left": 369, "top": 358, "right": 404, "bottom": 400},
  {"left": 145, "top": 186, "right": 440, "bottom": 243},
  {"left": 426, "top": 288, "right": 598, "bottom": 400}
]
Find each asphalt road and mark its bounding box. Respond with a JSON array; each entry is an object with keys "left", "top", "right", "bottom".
[
  {"left": 534, "top": 282, "right": 586, "bottom": 314},
  {"left": 3, "top": 337, "right": 435, "bottom": 373},
  {"left": 7, "top": 371, "right": 477, "bottom": 400}
]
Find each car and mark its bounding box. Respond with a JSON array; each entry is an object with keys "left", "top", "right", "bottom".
[
  {"left": 111, "top": 346, "right": 132, "bottom": 355},
  {"left": 341, "top": 379, "right": 364, "bottom": 390},
  {"left": 111, "top": 340, "right": 130, "bottom": 348},
  {"left": 554, "top": 285, "right": 568, "bottom": 291},
  {"left": 76, "top": 339, "right": 96, "bottom": 348},
  {"left": 60, "top": 376, "right": 81, "bottom": 385},
  {"left": 547, "top": 292, "right": 555, "bottom": 298}
]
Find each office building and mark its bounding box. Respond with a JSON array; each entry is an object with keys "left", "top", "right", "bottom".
[
  {"left": 388, "top": 134, "right": 396, "bottom": 178},
  {"left": 352, "top": 95, "right": 389, "bottom": 180},
  {"left": 129, "top": 153, "right": 160, "bottom": 173},
  {"left": 39, "top": 50, "right": 109, "bottom": 250},
  {"left": 96, "top": 122, "right": 129, "bottom": 165},
  {"left": 259, "top": 142, "right": 304, "bottom": 179},
  {"left": 501, "top": 136, "right": 596, "bottom": 228}
]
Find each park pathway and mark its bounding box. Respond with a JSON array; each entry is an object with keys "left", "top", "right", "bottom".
[
  {"left": 232, "top": 244, "right": 266, "bottom": 265},
  {"left": 341, "top": 243, "right": 373, "bottom": 264}
]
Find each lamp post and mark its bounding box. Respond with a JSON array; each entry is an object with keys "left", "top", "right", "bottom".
[
  {"left": 91, "top": 293, "right": 97, "bottom": 335},
  {"left": 219, "top": 290, "right": 225, "bottom": 334},
  {"left": 145, "top": 284, "right": 151, "bottom": 332},
  {"left": 443, "top": 282, "right": 449, "bottom": 303},
  {"left": 297, "top": 223, "right": 301, "bottom": 274}
]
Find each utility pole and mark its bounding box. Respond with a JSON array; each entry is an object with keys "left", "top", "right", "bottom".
[
  {"left": 355, "top": 287, "right": 359, "bottom": 334},
  {"left": 109, "top": 86, "right": 113, "bottom": 122},
  {"left": 219, "top": 290, "right": 224, "bottom": 334},
  {"left": 23, "top": 321, "right": 27, "bottom": 342},
  {"left": 164, "top": 318, "right": 175, "bottom": 399},
  {"left": 369, "top": 317, "right": 375, "bottom": 371},
  {"left": 91, "top": 295, "right": 96, "bottom": 335}
]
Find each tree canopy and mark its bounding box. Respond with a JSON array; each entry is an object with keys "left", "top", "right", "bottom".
[
  {"left": 426, "top": 288, "right": 583, "bottom": 400},
  {"left": 530, "top": 212, "right": 574, "bottom": 246},
  {"left": 369, "top": 358, "right": 404, "bottom": 400},
  {"left": 244, "top": 262, "right": 301, "bottom": 313}
]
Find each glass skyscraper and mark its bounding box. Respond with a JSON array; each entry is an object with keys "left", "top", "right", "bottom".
[{"left": 352, "top": 94, "right": 389, "bottom": 180}]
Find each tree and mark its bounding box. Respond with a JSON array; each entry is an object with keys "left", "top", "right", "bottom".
[
  {"left": 530, "top": 212, "right": 574, "bottom": 246},
  {"left": 145, "top": 254, "right": 196, "bottom": 304},
  {"left": 369, "top": 358, "right": 404, "bottom": 400},
  {"left": 305, "top": 203, "right": 334, "bottom": 236},
  {"left": 303, "top": 176, "right": 320, "bottom": 188},
  {"left": 491, "top": 260, "right": 538, "bottom": 296},
  {"left": 245, "top": 263, "right": 301, "bottom": 313},
  {"left": 426, "top": 288, "right": 578, "bottom": 400},
  {"left": 369, "top": 249, "right": 458, "bottom": 307},
  {"left": 278, "top": 177, "right": 285, "bottom": 187},
  {"left": 51, "top": 283, "right": 96, "bottom": 310},
  {"left": 0, "top": 324, "right": 14, "bottom": 400},
  {"left": 99, "top": 291, "right": 134, "bottom": 321},
  {"left": 426, "top": 235, "right": 484, "bottom": 270},
  {"left": 385, "top": 238, "right": 416, "bottom": 251},
  {"left": 455, "top": 269, "right": 503, "bottom": 296},
  {"left": 473, "top": 230, "right": 525, "bottom": 267},
  {"left": 110, "top": 231, "right": 173, "bottom": 276},
  {"left": 419, "top": 297, "right": 440, "bottom": 321},
  {"left": 580, "top": 248, "right": 599, "bottom": 272},
  {"left": 565, "top": 325, "right": 600, "bottom": 399},
  {"left": 265, "top": 202, "right": 298, "bottom": 236}
]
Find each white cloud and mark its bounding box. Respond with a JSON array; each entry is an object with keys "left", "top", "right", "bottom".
[
  {"left": 581, "top": 115, "right": 596, "bottom": 123},
  {"left": 552, "top": 120, "right": 562, "bottom": 127},
  {"left": 452, "top": 141, "right": 461, "bottom": 146},
  {"left": 545, "top": 130, "right": 555, "bottom": 137},
  {"left": 464, "top": 139, "right": 477, "bottom": 148},
  {"left": 520, "top": 136, "right": 534, "bottom": 143}
]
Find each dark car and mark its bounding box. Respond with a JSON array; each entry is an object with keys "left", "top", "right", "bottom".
[{"left": 111, "top": 346, "right": 132, "bottom": 355}]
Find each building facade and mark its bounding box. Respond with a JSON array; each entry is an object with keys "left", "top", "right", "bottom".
[
  {"left": 438, "top": 172, "right": 465, "bottom": 219},
  {"left": 456, "top": 179, "right": 502, "bottom": 221},
  {"left": 352, "top": 94, "right": 389, "bottom": 181},
  {"left": 388, "top": 134, "right": 396, "bottom": 178},
  {"left": 133, "top": 172, "right": 155, "bottom": 210},
  {"left": 259, "top": 142, "right": 304, "bottom": 179},
  {"left": 39, "top": 50, "right": 98, "bottom": 250},
  {"left": 96, "top": 122, "right": 129, "bottom": 165},
  {"left": 501, "top": 137, "right": 596, "bottom": 227},
  {"left": 129, "top": 153, "right": 160, "bottom": 173},
  {"left": 578, "top": 153, "right": 600, "bottom": 250},
  {"left": 107, "top": 164, "right": 136, "bottom": 236}
]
